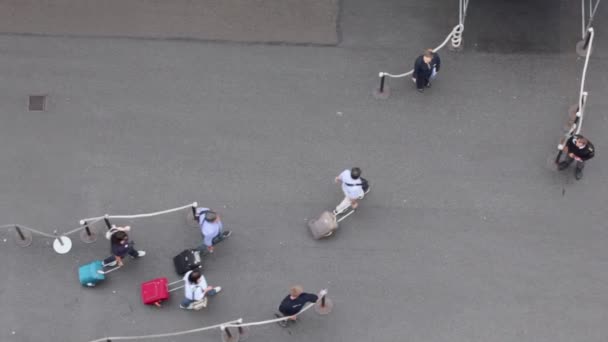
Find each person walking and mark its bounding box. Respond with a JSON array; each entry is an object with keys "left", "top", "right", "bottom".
[
  {"left": 333, "top": 167, "right": 368, "bottom": 215},
  {"left": 412, "top": 49, "right": 440, "bottom": 93},
  {"left": 180, "top": 270, "right": 222, "bottom": 310},
  {"left": 274, "top": 286, "right": 327, "bottom": 327},
  {"left": 107, "top": 226, "right": 145, "bottom": 267},
  {"left": 196, "top": 208, "right": 231, "bottom": 254},
  {"left": 558, "top": 134, "right": 595, "bottom": 180}
]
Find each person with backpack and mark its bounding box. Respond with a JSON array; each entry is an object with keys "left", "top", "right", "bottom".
[
  {"left": 180, "top": 270, "right": 222, "bottom": 310},
  {"left": 106, "top": 226, "right": 146, "bottom": 266},
  {"left": 558, "top": 134, "right": 595, "bottom": 180},
  {"left": 333, "top": 167, "right": 369, "bottom": 215},
  {"left": 196, "top": 208, "right": 231, "bottom": 254}
]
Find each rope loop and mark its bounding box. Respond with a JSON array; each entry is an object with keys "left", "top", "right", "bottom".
[{"left": 451, "top": 24, "right": 464, "bottom": 48}]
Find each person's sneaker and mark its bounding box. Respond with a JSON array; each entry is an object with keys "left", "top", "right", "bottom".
[
  {"left": 426, "top": 82, "right": 432, "bottom": 88},
  {"left": 332, "top": 210, "right": 339, "bottom": 216},
  {"left": 557, "top": 162, "right": 570, "bottom": 170},
  {"left": 179, "top": 304, "right": 191, "bottom": 310},
  {"left": 417, "top": 88, "right": 424, "bottom": 93},
  {"left": 222, "top": 231, "right": 232, "bottom": 238},
  {"left": 575, "top": 168, "right": 583, "bottom": 180},
  {"left": 137, "top": 250, "right": 146, "bottom": 257},
  {"left": 213, "top": 286, "right": 222, "bottom": 294}
]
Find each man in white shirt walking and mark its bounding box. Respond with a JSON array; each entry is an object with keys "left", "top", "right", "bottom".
[{"left": 333, "top": 167, "right": 369, "bottom": 215}]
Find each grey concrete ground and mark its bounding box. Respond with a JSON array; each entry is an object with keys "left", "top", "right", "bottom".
[
  {"left": 0, "top": 0, "right": 339, "bottom": 44},
  {"left": 1, "top": 1, "right": 608, "bottom": 342}
]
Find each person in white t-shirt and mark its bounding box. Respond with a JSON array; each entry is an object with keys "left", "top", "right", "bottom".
[
  {"left": 333, "top": 167, "right": 368, "bottom": 215},
  {"left": 180, "top": 270, "right": 222, "bottom": 310}
]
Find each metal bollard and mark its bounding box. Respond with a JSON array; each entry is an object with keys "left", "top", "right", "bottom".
[
  {"left": 221, "top": 325, "right": 240, "bottom": 342},
  {"left": 13, "top": 225, "right": 32, "bottom": 247},
  {"left": 15, "top": 225, "right": 26, "bottom": 241},
  {"left": 191, "top": 205, "right": 198, "bottom": 221},
  {"left": 84, "top": 222, "right": 92, "bottom": 237},
  {"left": 583, "top": 31, "right": 592, "bottom": 50},
  {"left": 373, "top": 73, "right": 390, "bottom": 100},
  {"left": 315, "top": 291, "right": 333, "bottom": 315},
  {"left": 80, "top": 219, "right": 97, "bottom": 243},
  {"left": 103, "top": 215, "right": 112, "bottom": 230}
]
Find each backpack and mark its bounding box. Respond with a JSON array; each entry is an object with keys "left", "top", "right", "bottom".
[{"left": 105, "top": 225, "right": 131, "bottom": 240}]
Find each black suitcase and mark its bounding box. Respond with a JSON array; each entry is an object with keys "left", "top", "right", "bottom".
[{"left": 173, "top": 249, "right": 203, "bottom": 275}]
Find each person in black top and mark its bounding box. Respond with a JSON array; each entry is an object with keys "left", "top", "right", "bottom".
[
  {"left": 274, "top": 286, "right": 326, "bottom": 327},
  {"left": 412, "top": 49, "right": 441, "bottom": 93},
  {"left": 558, "top": 134, "right": 595, "bottom": 180},
  {"left": 108, "top": 229, "right": 146, "bottom": 266}
]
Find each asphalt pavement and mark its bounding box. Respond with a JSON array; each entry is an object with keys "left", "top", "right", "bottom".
[{"left": 0, "top": 1, "right": 607, "bottom": 342}]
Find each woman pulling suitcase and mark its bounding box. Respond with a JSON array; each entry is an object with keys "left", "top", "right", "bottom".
[{"left": 106, "top": 225, "right": 146, "bottom": 266}]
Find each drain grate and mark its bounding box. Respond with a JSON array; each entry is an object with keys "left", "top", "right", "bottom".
[{"left": 28, "top": 95, "right": 46, "bottom": 111}]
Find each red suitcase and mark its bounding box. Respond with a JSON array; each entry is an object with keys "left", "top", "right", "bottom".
[{"left": 141, "top": 277, "right": 183, "bottom": 307}]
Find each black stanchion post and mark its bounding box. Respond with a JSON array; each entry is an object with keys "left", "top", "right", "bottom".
[
  {"left": 235, "top": 322, "right": 250, "bottom": 341},
  {"left": 583, "top": 31, "right": 592, "bottom": 50},
  {"left": 315, "top": 290, "right": 333, "bottom": 315},
  {"left": 55, "top": 231, "right": 64, "bottom": 246},
  {"left": 84, "top": 221, "right": 92, "bottom": 237},
  {"left": 187, "top": 202, "right": 200, "bottom": 228},
  {"left": 104, "top": 215, "right": 112, "bottom": 230},
  {"left": 221, "top": 325, "right": 240, "bottom": 342},
  {"left": 80, "top": 219, "right": 98, "bottom": 243},
  {"left": 373, "top": 73, "right": 390, "bottom": 100},
  {"left": 13, "top": 225, "right": 32, "bottom": 247},
  {"left": 15, "top": 225, "right": 25, "bottom": 241},
  {"left": 191, "top": 205, "right": 198, "bottom": 221}
]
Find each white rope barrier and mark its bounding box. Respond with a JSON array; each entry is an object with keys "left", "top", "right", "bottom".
[
  {"left": 225, "top": 302, "right": 316, "bottom": 328},
  {"left": 582, "top": 0, "right": 601, "bottom": 38},
  {"left": 86, "top": 291, "right": 326, "bottom": 342},
  {"left": 0, "top": 202, "right": 197, "bottom": 251},
  {"left": 379, "top": 24, "right": 463, "bottom": 79},
  {"left": 0, "top": 224, "right": 57, "bottom": 239},
  {"left": 556, "top": 27, "right": 594, "bottom": 154},
  {"left": 577, "top": 27, "right": 594, "bottom": 132},
  {"left": 87, "top": 319, "right": 242, "bottom": 342},
  {"left": 80, "top": 202, "right": 197, "bottom": 222}
]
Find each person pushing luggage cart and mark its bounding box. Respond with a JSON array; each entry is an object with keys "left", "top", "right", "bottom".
[
  {"left": 333, "top": 167, "right": 369, "bottom": 216},
  {"left": 308, "top": 167, "right": 370, "bottom": 239}
]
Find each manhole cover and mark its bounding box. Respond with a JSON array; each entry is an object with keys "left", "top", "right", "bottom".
[{"left": 28, "top": 95, "right": 46, "bottom": 111}]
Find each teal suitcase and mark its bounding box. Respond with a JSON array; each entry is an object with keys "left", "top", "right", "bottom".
[{"left": 79, "top": 260, "right": 121, "bottom": 287}]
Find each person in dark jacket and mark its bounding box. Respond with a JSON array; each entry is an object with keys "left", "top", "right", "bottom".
[
  {"left": 558, "top": 134, "right": 595, "bottom": 180},
  {"left": 109, "top": 229, "right": 145, "bottom": 266},
  {"left": 274, "top": 286, "right": 326, "bottom": 327},
  {"left": 412, "top": 49, "right": 441, "bottom": 92}
]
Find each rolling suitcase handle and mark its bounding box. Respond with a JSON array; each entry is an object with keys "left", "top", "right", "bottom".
[
  {"left": 98, "top": 263, "right": 122, "bottom": 275},
  {"left": 168, "top": 279, "right": 185, "bottom": 292}
]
